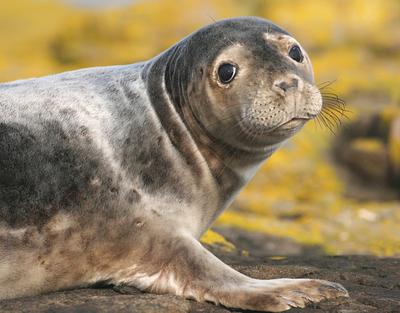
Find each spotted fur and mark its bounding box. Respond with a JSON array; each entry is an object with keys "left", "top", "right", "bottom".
[{"left": 0, "top": 17, "right": 347, "bottom": 311}]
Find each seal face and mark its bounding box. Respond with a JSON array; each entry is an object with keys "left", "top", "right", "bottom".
[
  {"left": 164, "top": 18, "right": 322, "bottom": 155},
  {"left": 0, "top": 17, "right": 347, "bottom": 311}
]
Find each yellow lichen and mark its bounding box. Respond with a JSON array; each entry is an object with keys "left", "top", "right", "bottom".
[
  {"left": 351, "top": 138, "right": 386, "bottom": 154},
  {"left": 269, "top": 256, "right": 287, "bottom": 260},
  {"left": 381, "top": 105, "right": 400, "bottom": 126},
  {"left": 200, "top": 230, "right": 236, "bottom": 252}
]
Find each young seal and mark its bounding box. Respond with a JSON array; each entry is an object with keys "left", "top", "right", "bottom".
[{"left": 0, "top": 17, "right": 348, "bottom": 312}]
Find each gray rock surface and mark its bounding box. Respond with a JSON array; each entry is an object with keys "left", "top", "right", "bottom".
[{"left": 1, "top": 230, "right": 399, "bottom": 313}]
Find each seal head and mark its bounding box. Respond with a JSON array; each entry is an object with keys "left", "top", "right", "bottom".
[{"left": 163, "top": 17, "right": 322, "bottom": 153}]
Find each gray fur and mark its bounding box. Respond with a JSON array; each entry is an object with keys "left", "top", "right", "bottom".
[{"left": 0, "top": 17, "right": 347, "bottom": 311}]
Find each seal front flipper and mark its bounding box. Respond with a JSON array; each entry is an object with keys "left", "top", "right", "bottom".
[{"left": 115, "top": 234, "right": 348, "bottom": 312}]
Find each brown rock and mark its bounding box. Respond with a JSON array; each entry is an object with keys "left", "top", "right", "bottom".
[
  {"left": 388, "top": 116, "right": 400, "bottom": 186},
  {"left": 1, "top": 247, "right": 399, "bottom": 313},
  {"left": 340, "top": 138, "right": 389, "bottom": 183}
]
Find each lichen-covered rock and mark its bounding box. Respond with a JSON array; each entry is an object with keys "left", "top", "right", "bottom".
[
  {"left": 341, "top": 138, "right": 388, "bottom": 183},
  {"left": 333, "top": 108, "right": 400, "bottom": 198}
]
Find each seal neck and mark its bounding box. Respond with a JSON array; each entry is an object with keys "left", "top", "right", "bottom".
[{"left": 143, "top": 45, "right": 280, "bottom": 204}]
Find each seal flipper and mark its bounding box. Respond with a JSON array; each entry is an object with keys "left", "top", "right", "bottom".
[{"left": 116, "top": 235, "right": 348, "bottom": 312}]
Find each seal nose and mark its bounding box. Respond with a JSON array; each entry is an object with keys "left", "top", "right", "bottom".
[{"left": 274, "top": 77, "right": 299, "bottom": 93}]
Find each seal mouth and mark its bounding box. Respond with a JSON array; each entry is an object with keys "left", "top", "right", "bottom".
[{"left": 273, "top": 117, "right": 310, "bottom": 131}]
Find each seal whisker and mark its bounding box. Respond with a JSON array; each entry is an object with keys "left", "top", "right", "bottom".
[
  {"left": 321, "top": 95, "right": 346, "bottom": 109},
  {"left": 315, "top": 108, "right": 336, "bottom": 132},
  {"left": 315, "top": 112, "right": 337, "bottom": 134},
  {"left": 323, "top": 103, "right": 351, "bottom": 117},
  {"left": 322, "top": 96, "right": 346, "bottom": 107},
  {"left": 321, "top": 109, "right": 343, "bottom": 127},
  {"left": 313, "top": 114, "right": 325, "bottom": 131},
  {"left": 312, "top": 86, "right": 349, "bottom": 134},
  {"left": 317, "top": 80, "right": 337, "bottom": 90}
]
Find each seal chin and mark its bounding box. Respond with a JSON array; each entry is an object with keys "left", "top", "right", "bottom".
[
  {"left": 255, "top": 117, "right": 311, "bottom": 145},
  {"left": 274, "top": 117, "right": 310, "bottom": 131},
  {"left": 235, "top": 116, "right": 311, "bottom": 149}
]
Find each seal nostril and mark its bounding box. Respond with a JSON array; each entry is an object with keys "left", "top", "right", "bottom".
[
  {"left": 277, "top": 81, "right": 290, "bottom": 92},
  {"left": 275, "top": 78, "right": 299, "bottom": 93}
]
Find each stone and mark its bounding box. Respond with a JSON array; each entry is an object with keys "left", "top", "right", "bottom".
[
  {"left": 340, "top": 138, "right": 388, "bottom": 183},
  {"left": 388, "top": 115, "right": 400, "bottom": 187},
  {"left": 1, "top": 230, "right": 399, "bottom": 313}
]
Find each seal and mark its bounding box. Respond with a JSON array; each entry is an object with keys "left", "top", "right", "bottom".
[{"left": 0, "top": 17, "right": 348, "bottom": 312}]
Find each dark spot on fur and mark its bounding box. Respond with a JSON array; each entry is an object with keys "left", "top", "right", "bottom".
[
  {"left": 0, "top": 121, "right": 120, "bottom": 228},
  {"left": 125, "top": 188, "right": 141, "bottom": 204},
  {"left": 79, "top": 126, "right": 89, "bottom": 137},
  {"left": 141, "top": 174, "right": 154, "bottom": 186},
  {"left": 137, "top": 151, "right": 152, "bottom": 166},
  {"left": 151, "top": 209, "right": 161, "bottom": 217},
  {"left": 110, "top": 187, "right": 119, "bottom": 194}
]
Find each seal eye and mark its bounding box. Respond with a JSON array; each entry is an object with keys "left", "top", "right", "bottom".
[
  {"left": 217, "top": 63, "right": 237, "bottom": 84},
  {"left": 288, "top": 45, "right": 304, "bottom": 63}
]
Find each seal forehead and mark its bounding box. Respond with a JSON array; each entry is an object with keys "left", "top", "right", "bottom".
[
  {"left": 185, "top": 17, "right": 288, "bottom": 60},
  {"left": 263, "top": 32, "right": 298, "bottom": 47},
  {"left": 262, "top": 32, "right": 304, "bottom": 58},
  {"left": 206, "top": 16, "right": 289, "bottom": 36},
  {"left": 211, "top": 44, "right": 248, "bottom": 70}
]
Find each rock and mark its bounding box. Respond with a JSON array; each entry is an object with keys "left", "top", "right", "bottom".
[
  {"left": 340, "top": 138, "right": 388, "bottom": 183},
  {"left": 335, "top": 112, "right": 388, "bottom": 142},
  {"left": 1, "top": 231, "right": 399, "bottom": 313},
  {"left": 333, "top": 108, "right": 400, "bottom": 200},
  {"left": 388, "top": 115, "right": 400, "bottom": 187},
  {"left": 213, "top": 226, "right": 324, "bottom": 257},
  {"left": 0, "top": 288, "right": 230, "bottom": 313}
]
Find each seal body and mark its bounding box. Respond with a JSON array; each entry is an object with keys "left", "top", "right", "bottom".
[{"left": 0, "top": 17, "right": 347, "bottom": 311}]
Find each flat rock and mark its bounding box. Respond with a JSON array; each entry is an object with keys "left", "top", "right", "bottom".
[{"left": 1, "top": 252, "right": 399, "bottom": 313}]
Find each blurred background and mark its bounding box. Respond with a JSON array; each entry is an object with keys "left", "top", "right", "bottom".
[{"left": 1, "top": 0, "right": 399, "bottom": 256}]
